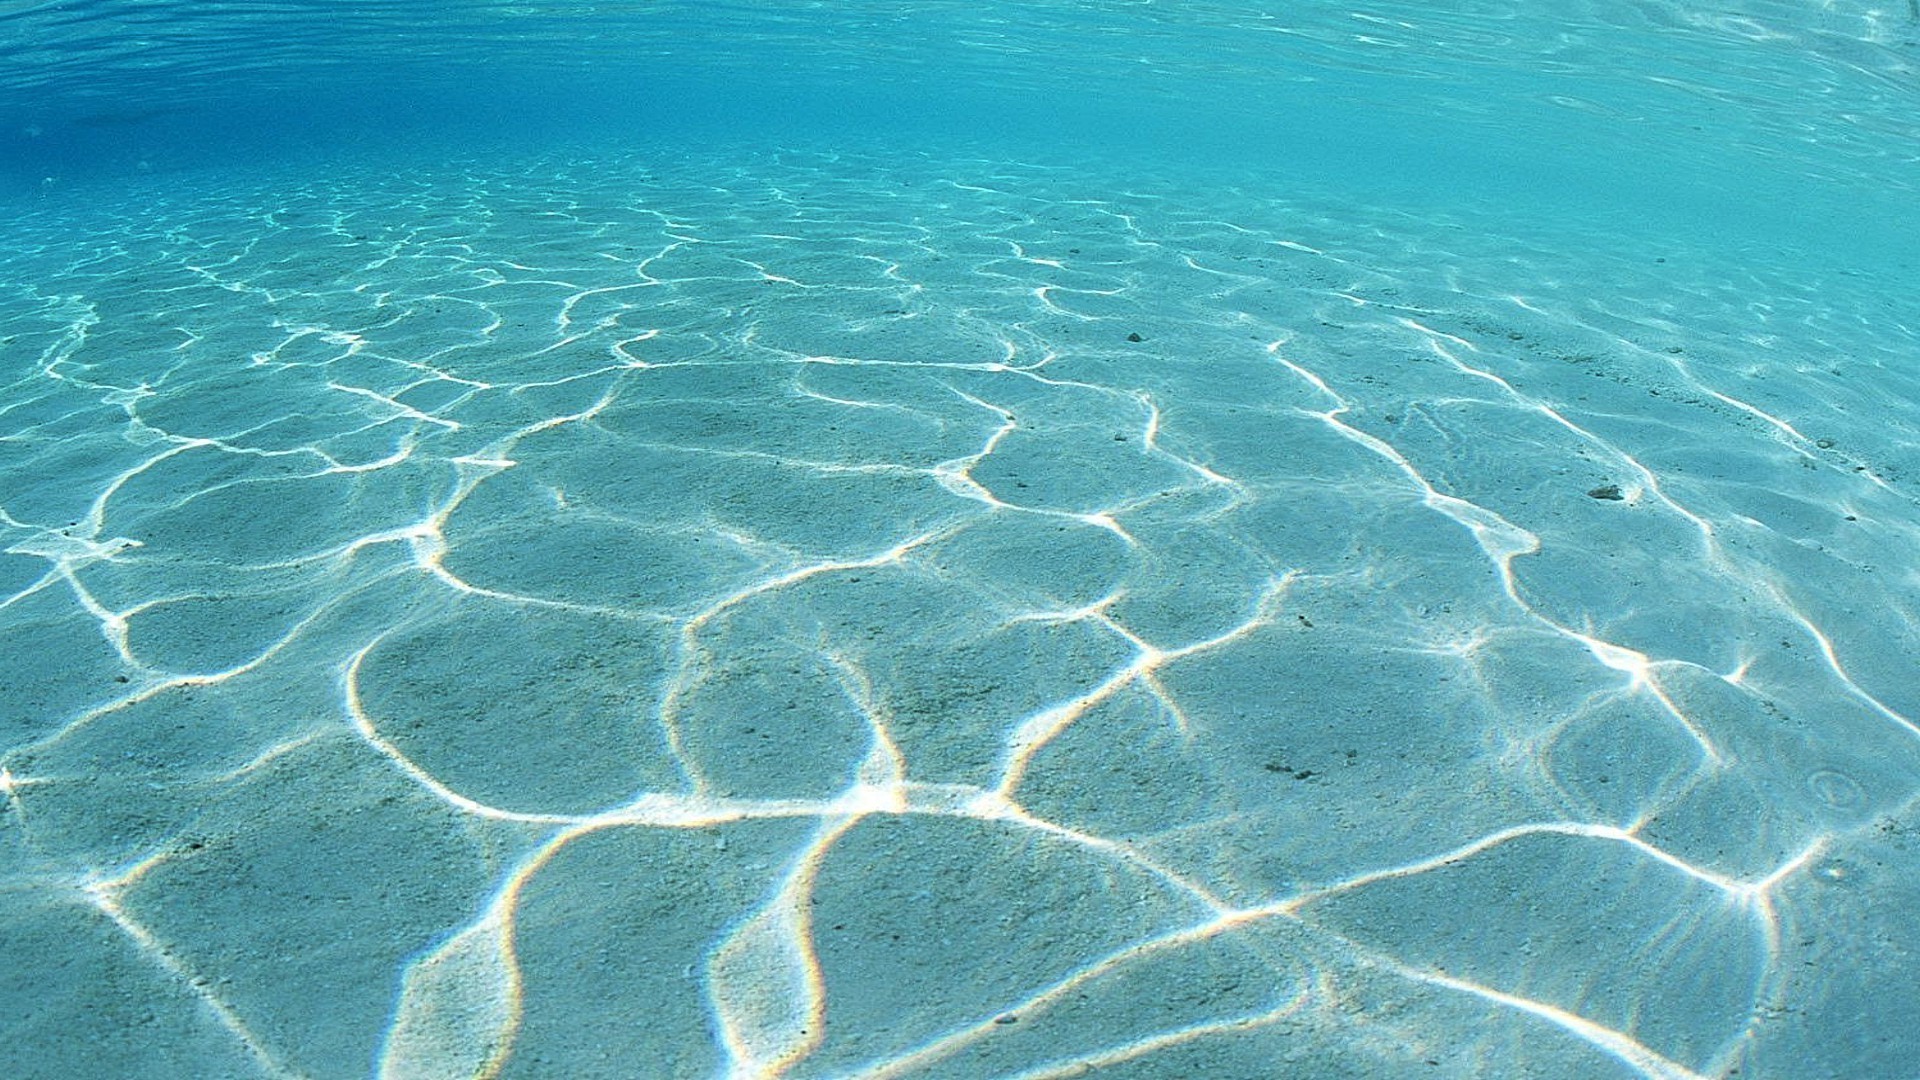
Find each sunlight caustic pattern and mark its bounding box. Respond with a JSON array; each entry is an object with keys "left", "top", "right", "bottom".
[{"left": 3, "top": 146, "right": 1919, "bottom": 1078}]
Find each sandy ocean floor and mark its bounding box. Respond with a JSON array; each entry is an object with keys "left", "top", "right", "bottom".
[{"left": 3, "top": 143, "right": 1918, "bottom": 1078}]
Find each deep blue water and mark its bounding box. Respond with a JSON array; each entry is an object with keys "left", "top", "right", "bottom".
[
  {"left": 4, "top": 3, "right": 1920, "bottom": 1079},
  {"left": 5, "top": 0, "right": 1917, "bottom": 254}
]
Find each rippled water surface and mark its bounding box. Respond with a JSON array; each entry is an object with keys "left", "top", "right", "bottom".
[{"left": 3, "top": 3, "right": 1919, "bottom": 1079}]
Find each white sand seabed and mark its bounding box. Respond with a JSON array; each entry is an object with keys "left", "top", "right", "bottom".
[{"left": 1, "top": 144, "right": 1918, "bottom": 1079}]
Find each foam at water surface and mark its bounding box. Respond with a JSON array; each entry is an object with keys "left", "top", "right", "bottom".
[{"left": 2, "top": 136, "right": 1917, "bottom": 1078}]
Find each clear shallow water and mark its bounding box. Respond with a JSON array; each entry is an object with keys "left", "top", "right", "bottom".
[{"left": 3, "top": 4, "right": 1919, "bottom": 1080}]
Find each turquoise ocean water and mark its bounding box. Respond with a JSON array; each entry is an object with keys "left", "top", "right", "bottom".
[{"left": 3, "top": 2, "right": 1919, "bottom": 1077}]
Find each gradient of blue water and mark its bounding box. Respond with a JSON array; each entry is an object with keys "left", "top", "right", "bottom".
[
  {"left": 4, "top": 0, "right": 1916, "bottom": 266},
  {"left": 5, "top": 3, "right": 1920, "bottom": 1078}
]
